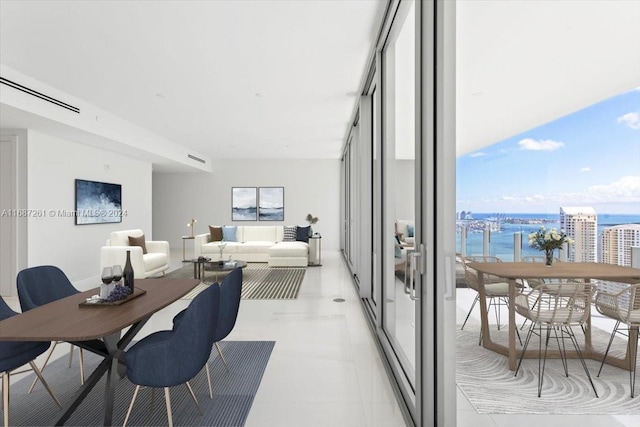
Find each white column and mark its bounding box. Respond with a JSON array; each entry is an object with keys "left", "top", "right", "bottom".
[
  {"left": 559, "top": 242, "right": 569, "bottom": 262},
  {"left": 483, "top": 226, "right": 490, "bottom": 256},
  {"left": 513, "top": 233, "right": 522, "bottom": 262},
  {"left": 460, "top": 225, "right": 467, "bottom": 258}
]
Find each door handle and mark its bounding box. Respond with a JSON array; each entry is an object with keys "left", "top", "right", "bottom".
[
  {"left": 403, "top": 249, "right": 414, "bottom": 295},
  {"left": 409, "top": 251, "right": 422, "bottom": 301},
  {"left": 444, "top": 255, "right": 455, "bottom": 300}
]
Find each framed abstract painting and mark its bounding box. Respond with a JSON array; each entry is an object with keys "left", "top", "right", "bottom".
[
  {"left": 258, "top": 187, "right": 284, "bottom": 221},
  {"left": 75, "top": 179, "right": 122, "bottom": 225},
  {"left": 232, "top": 187, "right": 257, "bottom": 221}
]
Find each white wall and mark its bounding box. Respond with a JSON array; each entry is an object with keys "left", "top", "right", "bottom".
[
  {"left": 153, "top": 159, "right": 341, "bottom": 252},
  {"left": 26, "top": 130, "right": 152, "bottom": 290}
]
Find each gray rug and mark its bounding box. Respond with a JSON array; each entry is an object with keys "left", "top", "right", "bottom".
[
  {"left": 6, "top": 341, "right": 275, "bottom": 426},
  {"left": 457, "top": 323, "right": 640, "bottom": 414},
  {"left": 166, "top": 263, "right": 306, "bottom": 300}
]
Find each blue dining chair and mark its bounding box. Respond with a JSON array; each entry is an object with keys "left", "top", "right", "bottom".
[
  {"left": 16, "top": 265, "right": 106, "bottom": 391},
  {"left": 173, "top": 267, "right": 243, "bottom": 398},
  {"left": 123, "top": 283, "right": 220, "bottom": 427},
  {"left": 1, "top": 296, "right": 61, "bottom": 427}
]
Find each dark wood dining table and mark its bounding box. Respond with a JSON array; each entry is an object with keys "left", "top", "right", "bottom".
[
  {"left": 467, "top": 261, "right": 640, "bottom": 371},
  {"left": 0, "top": 278, "right": 199, "bottom": 426}
]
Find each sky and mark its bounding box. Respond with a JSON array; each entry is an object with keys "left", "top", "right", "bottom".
[
  {"left": 232, "top": 187, "right": 257, "bottom": 209},
  {"left": 456, "top": 87, "right": 640, "bottom": 215}
]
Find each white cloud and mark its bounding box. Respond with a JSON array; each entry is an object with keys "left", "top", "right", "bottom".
[
  {"left": 617, "top": 112, "right": 640, "bottom": 130},
  {"left": 586, "top": 176, "right": 640, "bottom": 202},
  {"left": 465, "top": 176, "right": 640, "bottom": 212},
  {"left": 518, "top": 138, "right": 565, "bottom": 151},
  {"left": 580, "top": 167, "right": 591, "bottom": 172},
  {"left": 469, "top": 152, "right": 486, "bottom": 158}
]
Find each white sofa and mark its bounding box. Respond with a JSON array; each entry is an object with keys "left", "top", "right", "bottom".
[
  {"left": 194, "top": 225, "right": 309, "bottom": 267},
  {"left": 100, "top": 229, "right": 170, "bottom": 279}
]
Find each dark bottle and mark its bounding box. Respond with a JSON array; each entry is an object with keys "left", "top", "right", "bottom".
[{"left": 123, "top": 250, "right": 134, "bottom": 292}]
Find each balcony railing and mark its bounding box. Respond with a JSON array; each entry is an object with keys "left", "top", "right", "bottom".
[{"left": 456, "top": 226, "right": 640, "bottom": 265}]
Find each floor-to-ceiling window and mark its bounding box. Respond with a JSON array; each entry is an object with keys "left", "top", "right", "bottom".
[
  {"left": 341, "top": 1, "right": 456, "bottom": 425},
  {"left": 381, "top": 0, "right": 417, "bottom": 394}
]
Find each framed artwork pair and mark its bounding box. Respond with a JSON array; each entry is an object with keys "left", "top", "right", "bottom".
[{"left": 232, "top": 187, "right": 284, "bottom": 221}]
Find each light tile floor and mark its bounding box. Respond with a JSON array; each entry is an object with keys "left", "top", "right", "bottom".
[{"left": 5, "top": 251, "right": 639, "bottom": 427}]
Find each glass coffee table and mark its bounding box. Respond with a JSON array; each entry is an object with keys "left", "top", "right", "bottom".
[{"left": 188, "top": 258, "right": 247, "bottom": 281}]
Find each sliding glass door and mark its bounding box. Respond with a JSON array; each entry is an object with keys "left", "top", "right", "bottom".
[
  {"left": 380, "top": 0, "right": 421, "bottom": 416},
  {"left": 341, "top": 1, "right": 455, "bottom": 425}
]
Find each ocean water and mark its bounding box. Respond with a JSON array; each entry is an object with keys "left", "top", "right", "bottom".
[
  {"left": 259, "top": 208, "right": 284, "bottom": 221},
  {"left": 232, "top": 207, "right": 257, "bottom": 221},
  {"left": 457, "top": 213, "right": 640, "bottom": 260}
]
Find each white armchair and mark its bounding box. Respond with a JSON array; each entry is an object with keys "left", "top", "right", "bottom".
[{"left": 100, "top": 229, "right": 170, "bottom": 279}]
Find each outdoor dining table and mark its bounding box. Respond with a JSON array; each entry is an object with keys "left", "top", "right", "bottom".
[
  {"left": 0, "top": 278, "right": 199, "bottom": 426},
  {"left": 466, "top": 261, "right": 640, "bottom": 371}
]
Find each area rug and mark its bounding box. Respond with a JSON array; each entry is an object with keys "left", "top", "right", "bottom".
[
  {"left": 7, "top": 341, "right": 275, "bottom": 426},
  {"left": 456, "top": 324, "right": 640, "bottom": 414},
  {"left": 165, "top": 263, "right": 306, "bottom": 300}
]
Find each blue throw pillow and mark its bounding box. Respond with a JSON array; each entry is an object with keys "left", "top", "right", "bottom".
[
  {"left": 407, "top": 224, "right": 414, "bottom": 237},
  {"left": 222, "top": 226, "right": 237, "bottom": 242},
  {"left": 296, "top": 226, "right": 310, "bottom": 243}
]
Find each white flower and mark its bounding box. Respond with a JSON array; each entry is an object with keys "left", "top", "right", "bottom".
[{"left": 528, "top": 226, "right": 571, "bottom": 251}]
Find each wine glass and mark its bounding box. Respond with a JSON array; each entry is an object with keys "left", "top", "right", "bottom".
[
  {"left": 101, "top": 267, "right": 113, "bottom": 299},
  {"left": 101, "top": 267, "right": 113, "bottom": 285},
  {"left": 112, "top": 265, "right": 122, "bottom": 286}
]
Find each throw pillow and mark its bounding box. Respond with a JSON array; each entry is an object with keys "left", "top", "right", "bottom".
[
  {"left": 128, "top": 235, "right": 148, "bottom": 254},
  {"left": 283, "top": 225, "right": 297, "bottom": 241},
  {"left": 209, "top": 226, "right": 223, "bottom": 242},
  {"left": 407, "top": 224, "right": 415, "bottom": 237},
  {"left": 296, "top": 226, "right": 310, "bottom": 243},
  {"left": 222, "top": 225, "right": 237, "bottom": 242}
]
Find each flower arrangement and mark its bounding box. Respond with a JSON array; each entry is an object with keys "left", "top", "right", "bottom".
[
  {"left": 305, "top": 214, "right": 319, "bottom": 225},
  {"left": 218, "top": 242, "right": 227, "bottom": 260},
  {"left": 527, "top": 226, "right": 572, "bottom": 265},
  {"left": 306, "top": 214, "right": 319, "bottom": 237},
  {"left": 187, "top": 218, "right": 197, "bottom": 238}
]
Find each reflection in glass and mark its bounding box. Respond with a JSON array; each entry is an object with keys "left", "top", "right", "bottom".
[{"left": 382, "top": 0, "right": 416, "bottom": 386}]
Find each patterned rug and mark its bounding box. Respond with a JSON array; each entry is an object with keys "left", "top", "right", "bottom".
[
  {"left": 165, "top": 263, "right": 306, "bottom": 300},
  {"left": 456, "top": 323, "right": 640, "bottom": 414},
  {"left": 6, "top": 341, "right": 275, "bottom": 426}
]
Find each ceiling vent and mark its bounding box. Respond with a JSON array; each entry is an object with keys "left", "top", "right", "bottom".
[
  {"left": 0, "top": 76, "right": 80, "bottom": 114},
  {"left": 187, "top": 154, "right": 205, "bottom": 164}
]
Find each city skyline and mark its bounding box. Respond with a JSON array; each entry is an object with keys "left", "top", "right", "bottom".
[{"left": 457, "top": 86, "right": 640, "bottom": 215}]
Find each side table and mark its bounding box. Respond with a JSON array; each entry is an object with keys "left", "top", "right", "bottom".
[
  {"left": 181, "top": 236, "right": 195, "bottom": 261},
  {"left": 309, "top": 236, "right": 322, "bottom": 266}
]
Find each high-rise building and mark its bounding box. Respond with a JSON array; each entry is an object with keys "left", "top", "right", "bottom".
[
  {"left": 600, "top": 224, "right": 640, "bottom": 266},
  {"left": 560, "top": 207, "right": 598, "bottom": 262}
]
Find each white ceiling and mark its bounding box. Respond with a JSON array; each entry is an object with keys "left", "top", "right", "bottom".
[
  {"left": 0, "top": 0, "right": 385, "bottom": 165},
  {"left": 456, "top": 1, "right": 640, "bottom": 156},
  {"left": 1, "top": 0, "right": 639, "bottom": 167}
]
